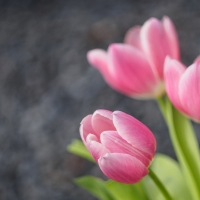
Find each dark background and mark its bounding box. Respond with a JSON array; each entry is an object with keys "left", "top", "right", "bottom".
[{"left": 0, "top": 0, "right": 199, "bottom": 199}]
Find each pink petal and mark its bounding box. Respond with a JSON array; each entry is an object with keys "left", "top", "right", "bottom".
[
  {"left": 124, "top": 26, "right": 142, "bottom": 50},
  {"left": 87, "top": 49, "right": 111, "bottom": 84},
  {"left": 162, "top": 16, "right": 180, "bottom": 60},
  {"left": 87, "top": 49, "right": 134, "bottom": 95},
  {"left": 80, "top": 115, "right": 96, "bottom": 145},
  {"left": 179, "top": 63, "right": 200, "bottom": 122},
  {"left": 87, "top": 49, "right": 108, "bottom": 73},
  {"left": 164, "top": 57, "right": 186, "bottom": 112},
  {"left": 141, "top": 18, "right": 169, "bottom": 79},
  {"left": 98, "top": 153, "right": 148, "bottom": 184},
  {"left": 112, "top": 111, "right": 156, "bottom": 159},
  {"left": 100, "top": 131, "right": 151, "bottom": 166},
  {"left": 91, "top": 110, "right": 115, "bottom": 138},
  {"left": 108, "top": 44, "right": 158, "bottom": 96},
  {"left": 86, "top": 134, "right": 110, "bottom": 162}
]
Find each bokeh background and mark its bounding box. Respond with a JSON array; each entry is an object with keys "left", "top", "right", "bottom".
[{"left": 0, "top": 0, "right": 200, "bottom": 199}]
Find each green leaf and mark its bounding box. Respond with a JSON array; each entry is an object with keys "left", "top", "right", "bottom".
[
  {"left": 105, "top": 180, "right": 147, "bottom": 200},
  {"left": 75, "top": 176, "right": 115, "bottom": 200},
  {"left": 67, "top": 139, "right": 95, "bottom": 163},
  {"left": 143, "top": 154, "right": 192, "bottom": 200}
]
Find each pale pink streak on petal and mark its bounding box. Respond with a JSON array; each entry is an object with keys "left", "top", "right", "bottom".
[
  {"left": 86, "top": 134, "right": 110, "bottom": 162},
  {"left": 108, "top": 44, "right": 158, "bottom": 95},
  {"left": 112, "top": 111, "right": 156, "bottom": 158},
  {"left": 124, "top": 26, "right": 143, "bottom": 50},
  {"left": 164, "top": 57, "right": 186, "bottom": 112},
  {"left": 92, "top": 110, "right": 115, "bottom": 137},
  {"left": 141, "top": 18, "right": 169, "bottom": 79},
  {"left": 100, "top": 131, "right": 151, "bottom": 166},
  {"left": 87, "top": 49, "right": 134, "bottom": 95},
  {"left": 80, "top": 115, "right": 95, "bottom": 144},
  {"left": 162, "top": 16, "right": 180, "bottom": 60},
  {"left": 179, "top": 63, "right": 200, "bottom": 121},
  {"left": 98, "top": 153, "right": 148, "bottom": 184}
]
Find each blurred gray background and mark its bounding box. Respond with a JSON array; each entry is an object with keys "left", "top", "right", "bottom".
[{"left": 0, "top": 0, "right": 199, "bottom": 199}]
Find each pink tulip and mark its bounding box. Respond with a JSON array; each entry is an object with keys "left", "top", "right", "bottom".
[
  {"left": 80, "top": 109, "right": 156, "bottom": 184},
  {"left": 164, "top": 56, "right": 200, "bottom": 122},
  {"left": 87, "top": 16, "right": 179, "bottom": 99}
]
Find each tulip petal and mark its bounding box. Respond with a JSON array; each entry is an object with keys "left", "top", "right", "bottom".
[
  {"left": 92, "top": 110, "right": 115, "bottom": 138},
  {"left": 162, "top": 16, "right": 180, "bottom": 60},
  {"left": 98, "top": 153, "right": 148, "bottom": 184},
  {"left": 164, "top": 57, "right": 186, "bottom": 112},
  {"left": 112, "top": 111, "right": 156, "bottom": 159},
  {"left": 86, "top": 134, "right": 110, "bottom": 162},
  {"left": 124, "top": 26, "right": 142, "bottom": 50},
  {"left": 87, "top": 49, "right": 112, "bottom": 85},
  {"left": 80, "top": 115, "right": 96, "bottom": 144},
  {"left": 100, "top": 131, "right": 151, "bottom": 166},
  {"left": 87, "top": 49, "right": 134, "bottom": 95},
  {"left": 141, "top": 18, "right": 170, "bottom": 79},
  {"left": 179, "top": 63, "right": 200, "bottom": 121},
  {"left": 108, "top": 44, "right": 158, "bottom": 96},
  {"left": 87, "top": 49, "right": 108, "bottom": 73}
]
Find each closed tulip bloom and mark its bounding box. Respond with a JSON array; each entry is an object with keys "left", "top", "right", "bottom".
[
  {"left": 87, "top": 16, "right": 179, "bottom": 99},
  {"left": 164, "top": 56, "right": 200, "bottom": 122},
  {"left": 80, "top": 110, "right": 156, "bottom": 184}
]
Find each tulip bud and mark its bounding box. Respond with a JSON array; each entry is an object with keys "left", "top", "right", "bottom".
[{"left": 80, "top": 109, "right": 156, "bottom": 184}]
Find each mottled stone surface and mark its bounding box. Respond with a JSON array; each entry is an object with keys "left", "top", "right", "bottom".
[{"left": 0, "top": 0, "right": 199, "bottom": 199}]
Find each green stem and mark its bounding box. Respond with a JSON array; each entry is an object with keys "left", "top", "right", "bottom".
[
  {"left": 148, "top": 168, "right": 173, "bottom": 200},
  {"left": 157, "top": 95, "right": 200, "bottom": 200}
]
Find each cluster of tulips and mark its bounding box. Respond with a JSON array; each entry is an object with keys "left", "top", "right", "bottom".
[{"left": 68, "top": 16, "right": 199, "bottom": 200}]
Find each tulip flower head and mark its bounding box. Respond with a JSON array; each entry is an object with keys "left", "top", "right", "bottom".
[
  {"left": 87, "top": 16, "right": 179, "bottom": 99},
  {"left": 80, "top": 110, "right": 156, "bottom": 184},
  {"left": 164, "top": 56, "right": 200, "bottom": 122}
]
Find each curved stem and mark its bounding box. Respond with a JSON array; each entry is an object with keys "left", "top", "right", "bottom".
[{"left": 148, "top": 168, "right": 173, "bottom": 200}]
